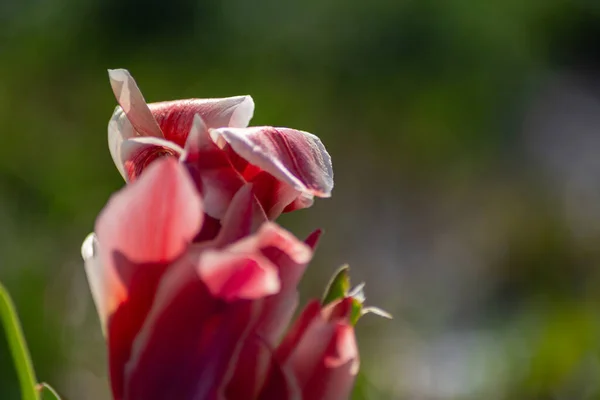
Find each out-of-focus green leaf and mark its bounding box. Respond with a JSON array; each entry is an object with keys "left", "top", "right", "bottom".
[
  {"left": 37, "top": 383, "right": 61, "bottom": 400},
  {"left": 350, "top": 298, "right": 364, "bottom": 325},
  {"left": 322, "top": 264, "right": 351, "bottom": 306},
  {"left": 323, "top": 266, "right": 392, "bottom": 325},
  {"left": 0, "top": 282, "right": 39, "bottom": 400}
]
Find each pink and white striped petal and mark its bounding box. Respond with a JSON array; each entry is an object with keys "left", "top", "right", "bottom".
[
  {"left": 108, "top": 69, "right": 164, "bottom": 139},
  {"left": 210, "top": 126, "right": 334, "bottom": 198},
  {"left": 107, "top": 68, "right": 255, "bottom": 181},
  {"left": 96, "top": 157, "right": 202, "bottom": 265},
  {"left": 149, "top": 96, "right": 255, "bottom": 147},
  {"left": 90, "top": 158, "right": 202, "bottom": 323}
]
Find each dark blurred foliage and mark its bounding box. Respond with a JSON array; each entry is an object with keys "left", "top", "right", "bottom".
[{"left": 2, "top": 0, "right": 600, "bottom": 399}]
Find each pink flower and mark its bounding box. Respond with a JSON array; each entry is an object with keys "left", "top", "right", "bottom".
[
  {"left": 107, "top": 69, "right": 333, "bottom": 222},
  {"left": 81, "top": 158, "right": 358, "bottom": 400}
]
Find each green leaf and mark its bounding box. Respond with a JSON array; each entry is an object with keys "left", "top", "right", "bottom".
[
  {"left": 350, "top": 298, "right": 364, "bottom": 325},
  {"left": 37, "top": 383, "right": 62, "bottom": 400},
  {"left": 322, "top": 264, "right": 351, "bottom": 306},
  {"left": 0, "top": 282, "right": 39, "bottom": 400}
]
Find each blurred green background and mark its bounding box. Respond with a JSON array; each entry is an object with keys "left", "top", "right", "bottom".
[{"left": 2, "top": 0, "right": 600, "bottom": 398}]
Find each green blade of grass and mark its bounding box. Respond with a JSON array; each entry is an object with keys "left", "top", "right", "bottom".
[{"left": 0, "top": 282, "right": 39, "bottom": 400}]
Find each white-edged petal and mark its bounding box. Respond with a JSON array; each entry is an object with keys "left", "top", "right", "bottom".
[
  {"left": 228, "top": 95, "right": 255, "bottom": 128},
  {"left": 108, "top": 69, "right": 163, "bottom": 138},
  {"left": 210, "top": 126, "right": 334, "bottom": 197},
  {"left": 81, "top": 232, "right": 122, "bottom": 335},
  {"left": 108, "top": 107, "right": 136, "bottom": 180}
]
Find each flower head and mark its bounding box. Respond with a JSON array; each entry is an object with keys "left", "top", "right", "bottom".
[
  {"left": 82, "top": 159, "right": 357, "bottom": 399},
  {"left": 107, "top": 69, "right": 333, "bottom": 222},
  {"left": 81, "top": 70, "right": 387, "bottom": 400}
]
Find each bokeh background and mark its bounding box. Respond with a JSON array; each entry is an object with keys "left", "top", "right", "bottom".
[{"left": 2, "top": 0, "right": 600, "bottom": 398}]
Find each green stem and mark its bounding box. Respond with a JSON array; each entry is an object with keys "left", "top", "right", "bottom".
[{"left": 0, "top": 282, "right": 39, "bottom": 400}]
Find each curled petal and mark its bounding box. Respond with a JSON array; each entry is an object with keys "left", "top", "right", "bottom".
[
  {"left": 228, "top": 223, "right": 313, "bottom": 343},
  {"left": 228, "top": 222, "right": 313, "bottom": 272},
  {"left": 120, "top": 137, "right": 183, "bottom": 182},
  {"left": 108, "top": 69, "right": 164, "bottom": 139},
  {"left": 108, "top": 70, "right": 164, "bottom": 179},
  {"left": 211, "top": 126, "right": 334, "bottom": 197},
  {"left": 196, "top": 249, "right": 281, "bottom": 302},
  {"left": 96, "top": 158, "right": 202, "bottom": 266},
  {"left": 149, "top": 96, "right": 255, "bottom": 147}
]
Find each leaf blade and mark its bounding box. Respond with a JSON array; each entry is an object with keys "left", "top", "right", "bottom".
[{"left": 0, "top": 282, "right": 39, "bottom": 400}]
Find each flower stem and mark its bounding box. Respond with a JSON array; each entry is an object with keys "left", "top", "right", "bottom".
[{"left": 0, "top": 282, "right": 39, "bottom": 400}]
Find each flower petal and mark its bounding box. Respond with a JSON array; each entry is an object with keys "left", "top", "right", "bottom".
[
  {"left": 228, "top": 223, "right": 313, "bottom": 283},
  {"left": 108, "top": 108, "right": 136, "bottom": 180},
  {"left": 196, "top": 249, "right": 280, "bottom": 302},
  {"left": 124, "top": 254, "right": 260, "bottom": 400},
  {"left": 211, "top": 126, "right": 334, "bottom": 197},
  {"left": 107, "top": 257, "right": 170, "bottom": 399},
  {"left": 90, "top": 158, "right": 203, "bottom": 399},
  {"left": 120, "top": 136, "right": 183, "bottom": 182},
  {"left": 277, "top": 299, "right": 359, "bottom": 400},
  {"left": 224, "top": 335, "right": 273, "bottom": 399},
  {"left": 148, "top": 95, "right": 255, "bottom": 148},
  {"left": 108, "top": 69, "right": 164, "bottom": 139},
  {"left": 302, "top": 324, "right": 359, "bottom": 400},
  {"left": 227, "top": 223, "right": 313, "bottom": 343},
  {"left": 258, "top": 353, "right": 302, "bottom": 400},
  {"left": 181, "top": 115, "right": 246, "bottom": 219},
  {"left": 96, "top": 157, "right": 202, "bottom": 266},
  {"left": 304, "top": 228, "right": 323, "bottom": 251},
  {"left": 226, "top": 335, "right": 302, "bottom": 400},
  {"left": 81, "top": 232, "right": 112, "bottom": 335},
  {"left": 249, "top": 171, "right": 303, "bottom": 219},
  {"left": 276, "top": 300, "right": 322, "bottom": 362},
  {"left": 213, "top": 183, "right": 268, "bottom": 247},
  {"left": 283, "top": 192, "right": 315, "bottom": 213},
  {"left": 107, "top": 69, "right": 163, "bottom": 180}
]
